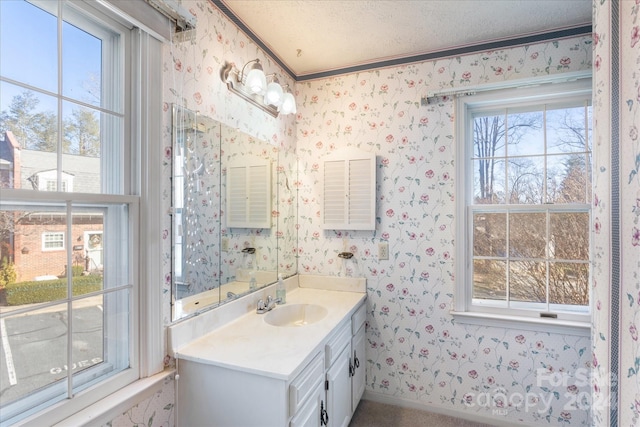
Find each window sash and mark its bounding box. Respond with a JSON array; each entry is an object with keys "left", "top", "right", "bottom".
[
  {"left": 467, "top": 203, "right": 591, "bottom": 320},
  {"left": 0, "top": 194, "right": 138, "bottom": 425},
  {"left": 0, "top": 0, "right": 144, "bottom": 424},
  {"left": 455, "top": 78, "right": 592, "bottom": 325}
]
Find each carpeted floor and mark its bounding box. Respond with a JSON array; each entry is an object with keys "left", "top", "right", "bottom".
[{"left": 349, "top": 399, "right": 496, "bottom": 427}]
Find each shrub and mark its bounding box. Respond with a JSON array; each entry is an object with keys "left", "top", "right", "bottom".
[
  {"left": 0, "top": 257, "right": 17, "bottom": 288},
  {"left": 5, "top": 275, "right": 103, "bottom": 306},
  {"left": 72, "top": 265, "right": 84, "bottom": 277}
]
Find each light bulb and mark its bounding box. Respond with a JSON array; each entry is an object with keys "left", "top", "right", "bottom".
[
  {"left": 245, "top": 68, "right": 266, "bottom": 95},
  {"left": 265, "top": 81, "right": 283, "bottom": 106},
  {"left": 279, "top": 92, "right": 296, "bottom": 115}
]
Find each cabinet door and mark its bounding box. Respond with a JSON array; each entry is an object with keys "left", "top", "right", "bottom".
[
  {"left": 351, "top": 325, "right": 366, "bottom": 411},
  {"left": 321, "top": 148, "right": 375, "bottom": 230},
  {"left": 290, "top": 381, "right": 325, "bottom": 427},
  {"left": 326, "top": 344, "right": 352, "bottom": 427},
  {"left": 227, "top": 157, "right": 271, "bottom": 228}
]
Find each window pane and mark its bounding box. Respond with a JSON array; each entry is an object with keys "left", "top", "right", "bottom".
[
  {"left": 509, "top": 212, "right": 546, "bottom": 258},
  {"left": 70, "top": 293, "right": 127, "bottom": 392},
  {"left": 63, "top": 102, "right": 101, "bottom": 157},
  {"left": 62, "top": 20, "right": 102, "bottom": 107},
  {"left": 61, "top": 101, "right": 105, "bottom": 194},
  {"left": 0, "top": 0, "right": 58, "bottom": 92},
  {"left": 509, "top": 260, "right": 546, "bottom": 303},
  {"left": 99, "top": 289, "right": 131, "bottom": 372},
  {"left": 506, "top": 110, "right": 543, "bottom": 156},
  {"left": 0, "top": 303, "right": 69, "bottom": 414},
  {"left": 547, "top": 154, "right": 588, "bottom": 203},
  {"left": 0, "top": 206, "right": 109, "bottom": 305},
  {"left": 507, "top": 156, "right": 544, "bottom": 204},
  {"left": 550, "top": 212, "right": 589, "bottom": 260},
  {"left": 473, "top": 159, "right": 505, "bottom": 204},
  {"left": 546, "top": 106, "right": 588, "bottom": 155},
  {"left": 473, "top": 213, "right": 506, "bottom": 256},
  {"left": 1, "top": 207, "right": 69, "bottom": 292},
  {"left": 472, "top": 114, "right": 506, "bottom": 158},
  {"left": 472, "top": 259, "right": 506, "bottom": 300},
  {"left": 1, "top": 82, "right": 59, "bottom": 152},
  {"left": 548, "top": 262, "right": 589, "bottom": 306}
]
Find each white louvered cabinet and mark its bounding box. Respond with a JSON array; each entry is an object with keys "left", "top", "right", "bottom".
[
  {"left": 321, "top": 148, "right": 376, "bottom": 230},
  {"left": 226, "top": 157, "right": 271, "bottom": 228}
]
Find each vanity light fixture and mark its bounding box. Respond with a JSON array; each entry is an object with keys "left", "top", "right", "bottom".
[
  {"left": 221, "top": 58, "right": 296, "bottom": 118},
  {"left": 279, "top": 86, "right": 297, "bottom": 115},
  {"left": 265, "top": 75, "right": 284, "bottom": 107}
]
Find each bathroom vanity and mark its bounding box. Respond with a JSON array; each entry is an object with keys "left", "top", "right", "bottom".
[{"left": 173, "top": 279, "right": 366, "bottom": 427}]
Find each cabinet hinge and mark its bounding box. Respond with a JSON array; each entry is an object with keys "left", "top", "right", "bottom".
[{"left": 325, "top": 379, "right": 329, "bottom": 391}]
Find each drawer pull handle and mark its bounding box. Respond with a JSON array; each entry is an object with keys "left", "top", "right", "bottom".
[
  {"left": 354, "top": 351, "right": 360, "bottom": 369},
  {"left": 321, "top": 400, "right": 329, "bottom": 426}
]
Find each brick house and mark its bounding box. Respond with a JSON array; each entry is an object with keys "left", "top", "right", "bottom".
[{"left": 0, "top": 131, "right": 103, "bottom": 282}]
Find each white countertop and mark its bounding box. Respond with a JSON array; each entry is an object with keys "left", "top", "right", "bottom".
[{"left": 174, "top": 287, "right": 366, "bottom": 381}]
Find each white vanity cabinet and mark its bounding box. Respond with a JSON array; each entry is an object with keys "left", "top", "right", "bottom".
[
  {"left": 178, "top": 351, "right": 327, "bottom": 427},
  {"left": 173, "top": 287, "right": 366, "bottom": 427},
  {"left": 290, "top": 381, "right": 326, "bottom": 427},
  {"left": 324, "top": 303, "right": 366, "bottom": 427}
]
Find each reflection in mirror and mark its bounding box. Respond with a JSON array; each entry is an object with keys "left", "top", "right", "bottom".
[
  {"left": 220, "top": 126, "right": 278, "bottom": 294},
  {"left": 170, "top": 105, "right": 295, "bottom": 321},
  {"left": 171, "top": 105, "right": 221, "bottom": 320}
]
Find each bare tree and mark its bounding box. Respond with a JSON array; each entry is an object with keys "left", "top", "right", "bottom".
[{"left": 473, "top": 113, "right": 540, "bottom": 203}]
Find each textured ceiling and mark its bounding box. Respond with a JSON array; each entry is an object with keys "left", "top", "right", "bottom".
[{"left": 219, "top": 0, "right": 592, "bottom": 79}]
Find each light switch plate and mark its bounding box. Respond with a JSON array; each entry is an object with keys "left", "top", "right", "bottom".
[{"left": 378, "top": 242, "right": 389, "bottom": 260}]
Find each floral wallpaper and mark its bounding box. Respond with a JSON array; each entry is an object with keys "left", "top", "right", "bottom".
[
  {"left": 104, "top": 376, "right": 175, "bottom": 427},
  {"left": 591, "top": 0, "right": 613, "bottom": 424},
  {"left": 618, "top": 1, "right": 640, "bottom": 426},
  {"left": 295, "top": 36, "right": 593, "bottom": 425},
  {"left": 592, "top": 1, "right": 640, "bottom": 426},
  {"left": 102, "top": 0, "right": 640, "bottom": 426}
]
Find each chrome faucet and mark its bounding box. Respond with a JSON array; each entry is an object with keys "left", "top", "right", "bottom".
[{"left": 256, "top": 295, "right": 281, "bottom": 314}]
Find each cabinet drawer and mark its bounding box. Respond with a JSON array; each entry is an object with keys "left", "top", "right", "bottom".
[
  {"left": 325, "top": 323, "right": 351, "bottom": 368},
  {"left": 351, "top": 303, "right": 366, "bottom": 335},
  {"left": 289, "top": 353, "right": 324, "bottom": 417}
]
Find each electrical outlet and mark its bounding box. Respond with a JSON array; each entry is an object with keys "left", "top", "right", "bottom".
[
  {"left": 378, "top": 242, "right": 389, "bottom": 260},
  {"left": 221, "top": 238, "right": 229, "bottom": 252}
]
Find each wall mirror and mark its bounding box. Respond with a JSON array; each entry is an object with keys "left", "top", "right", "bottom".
[{"left": 171, "top": 105, "right": 295, "bottom": 321}]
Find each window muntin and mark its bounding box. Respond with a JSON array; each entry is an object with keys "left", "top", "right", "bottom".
[
  {"left": 461, "top": 83, "right": 592, "bottom": 322},
  {"left": 0, "top": 1, "right": 137, "bottom": 425}
]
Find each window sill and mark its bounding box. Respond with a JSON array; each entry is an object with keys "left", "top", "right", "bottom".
[
  {"left": 51, "top": 370, "right": 174, "bottom": 427},
  {"left": 450, "top": 311, "right": 591, "bottom": 337}
]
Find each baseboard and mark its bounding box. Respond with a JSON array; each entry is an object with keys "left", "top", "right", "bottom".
[{"left": 362, "top": 390, "right": 538, "bottom": 427}]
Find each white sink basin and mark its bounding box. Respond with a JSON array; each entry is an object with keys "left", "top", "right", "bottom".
[{"left": 264, "top": 304, "right": 328, "bottom": 327}]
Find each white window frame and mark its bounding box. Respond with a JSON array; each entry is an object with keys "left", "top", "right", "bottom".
[
  {"left": 0, "top": 1, "right": 164, "bottom": 425},
  {"left": 452, "top": 77, "right": 592, "bottom": 336},
  {"left": 42, "top": 231, "right": 65, "bottom": 251}
]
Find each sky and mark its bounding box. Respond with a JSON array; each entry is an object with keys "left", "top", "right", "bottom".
[{"left": 1, "top": 0, "right": 103, "bottom": 120}]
